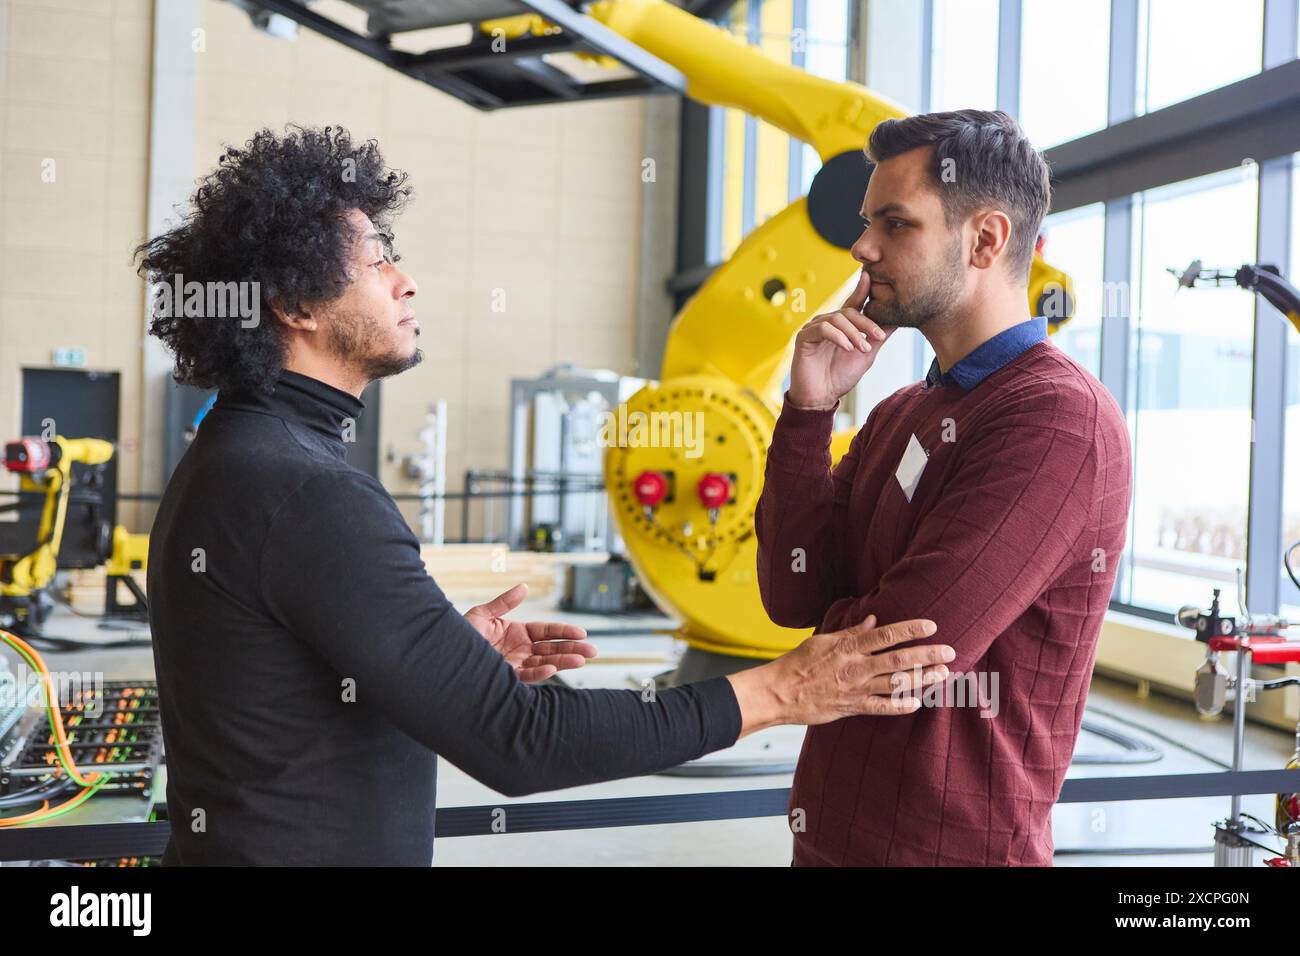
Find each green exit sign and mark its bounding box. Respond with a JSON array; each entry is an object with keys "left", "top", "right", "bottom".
[{"left": 52, "top": 348, "right": 87, "bottom": 367}]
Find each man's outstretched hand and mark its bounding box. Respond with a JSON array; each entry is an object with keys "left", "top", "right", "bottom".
[{"left": 465, "top": 582, "right": 597, "bottom": 683}]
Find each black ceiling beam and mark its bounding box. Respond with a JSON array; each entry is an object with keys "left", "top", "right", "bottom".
[
  {"left": 252, "top": 0, "right": 402, "bottom": 65},
  {"left": 511, "top": 57, "right": 586, "bottom": 100},
  {"left": 435, "top": 77, "right": 658, "bottom": 111},
  {"left": 251, "top": 0, "right": 506, "bottom": 107},
  {"left": 1046, "top": 57, "right": 1300, "bottom": 213},
  {"left": 403, "top": 63, "right": 507, "bottom": 110},
  {"left": 516, "top": 0, "right": 686, "bottom": 94},
  {"left": 404, "top": 31, "right": 575, "bottom": 70},
  {"left": 241, "top": 0, "right": 682, "bottom": 111}
]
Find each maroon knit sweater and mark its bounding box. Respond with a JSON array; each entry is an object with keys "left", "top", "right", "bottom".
[{"left": 756, "top": 340, "right": 1131, "bottom": 866}]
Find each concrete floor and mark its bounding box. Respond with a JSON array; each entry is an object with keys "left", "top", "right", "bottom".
[{"left": 13, "top": 594, "right": 1298, "bottom": 866}]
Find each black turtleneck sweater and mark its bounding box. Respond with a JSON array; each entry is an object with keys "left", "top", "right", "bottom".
[{"left": 147, "top": 370, "right": 741, "bottom": 865}]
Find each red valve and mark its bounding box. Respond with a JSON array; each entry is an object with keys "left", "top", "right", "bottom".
[
  {"left": 1247, "top": 642, "right": 1300, "bottom": 665},
  {"left": 1208, "top": 635, "right": 1300, "bottom": 664},
  {"left": 632, "top": 470, "right": 669, "bottom": 507},
  {"left": 696, "top": 472, "right": 733, "bottom": 509}
]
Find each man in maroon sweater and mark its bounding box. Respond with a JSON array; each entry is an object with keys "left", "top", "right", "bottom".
[{"left": 756, "top": 110, "right": 1132, "bottom": 866}]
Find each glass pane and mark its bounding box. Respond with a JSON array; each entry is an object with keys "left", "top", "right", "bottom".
[
  {"left": 800, "top": 0, "right": 850, "bottom": 196},
  {"left": 1019, "top": 0, "right": 1110, "bottom": 148},
  {"left": 713, "top": 0, "right": 851, "bottom": 253},
  {"left": 805, "top": 0, "right": 849, "bottom": 78},
  {"left": 717, "top": 1, "right": 750, "bottom": 258},
  {"left": 1041, "top": 203, "right": 1105, "bottom": 376},
  {"left": 1283, "top": 154, "right": 1300, "bottom": 619},
  {"left": 930, "top": 0, "right": 998, "bottom": 112},
  {"left": 754, "top": 0, "right": 793, "bottom": 227},
  {"left": 1137, "top": 0, "right": 1263, "bottom": 114},
  {"left": 1120, "top": 167, "right": 1260, "bottom": 614}
]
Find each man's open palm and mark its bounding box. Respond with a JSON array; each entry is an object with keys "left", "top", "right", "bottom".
[{"left": 465, "top": 583, "right": 597, "bottom": 683}]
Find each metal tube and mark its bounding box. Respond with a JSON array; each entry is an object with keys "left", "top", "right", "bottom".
[
  {"left": 432, "top": 400, "right": 447, "bottom": 547},
  {"left": 461, "top": 470, "right": 471, "bottom": 544},
  {"left": 1230, "top": 642, "right": 1249, "bottom": 824}
]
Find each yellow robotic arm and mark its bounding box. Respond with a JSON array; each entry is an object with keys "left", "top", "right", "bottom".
[
  {"left": 0, "top": 436, "right": 146, "bottom": 635},
  {"left": 0, "top": 437, "right": 113, "bottom": 596}
]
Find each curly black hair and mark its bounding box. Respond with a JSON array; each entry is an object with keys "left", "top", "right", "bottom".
[{"left": 135, "top": 125, "right": 412, "bottom": 393}]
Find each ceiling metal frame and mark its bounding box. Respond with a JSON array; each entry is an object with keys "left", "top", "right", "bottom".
[{"left": 246, "top": 0, "right": 694, "bottom": 110}]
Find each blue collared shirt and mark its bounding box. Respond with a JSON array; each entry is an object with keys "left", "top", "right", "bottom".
[{"left": 924, "top": 316, "right": 1048, "bottom": 390}]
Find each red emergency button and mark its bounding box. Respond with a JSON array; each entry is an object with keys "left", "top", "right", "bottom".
[
  {"left": 4, "top": 438, "right": 51, "bottom": 474},
  {"left": 632, "top": 470, "right": 669, "bottom": 507},
  {"left": 696, "top": 472, "right": 732, "bottom": 509}
]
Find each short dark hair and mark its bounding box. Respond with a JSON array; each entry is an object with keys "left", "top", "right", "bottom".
[
  {"left": 134, "top": 125, "right": 412, "bottom": 394},
  {"left": 866, "top": 109, "right": 1049, "bottom": 281}
]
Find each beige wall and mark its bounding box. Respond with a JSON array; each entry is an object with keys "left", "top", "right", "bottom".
[
  {"left": 0, "top": 0, "right": 152, "bottom": 520},
  {"left": 0, "top": 0, "right": 652, "bottom": 539},
  {"left": 194, "top": 0, "right": 648, "bottom": 536}
]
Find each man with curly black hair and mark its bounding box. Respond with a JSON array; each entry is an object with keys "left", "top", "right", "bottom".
[
  {"left": 139, "top": 126, "right": 953, "bottom": 866},
  {"left": 136, "top": 125, "right": 420, "bottom": 395}
]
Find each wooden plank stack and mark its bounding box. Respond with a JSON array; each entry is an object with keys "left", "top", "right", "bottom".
[
  {"left": 418, "top": 544, "right": 608, "bottom": 601},
  {"left": 61, "top": 567, "right": 147, "bottom": 614},
  {"left": 59, "top": 545, "right": 607, "bottom": 611}
]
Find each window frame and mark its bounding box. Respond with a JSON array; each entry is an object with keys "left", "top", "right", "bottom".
[
  {"left": 687, "top": 0, "right": 1300, "bottom": 620},
  {"left": 936, "top": 0, "right": 1300, "bottom": 619}
]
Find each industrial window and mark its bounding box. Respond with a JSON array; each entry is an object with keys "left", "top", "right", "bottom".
[
  {"left": 709, "top": 0, "right": 852, "bottom": 261},
  {"left": 1117, "top": 168, "right": 1260, "bottom": 614},
  {"left": 1018, "top": 0, "right": 1110, "bottom": 149},
  {"left": 1136, "top": 0, "right": 1265, "bottom": 114},
  {"left": 1039, "top": 202, "right": 1105, "bottom": 376},
  {"left": 1283, "top": 152, "right": 1300, "bottom": 620},
  {"left": 695, "top": 0, "right": 1299, "bottom": 625},
  {"left": 929, "top": 0, "right": 998, "bottom": 113}
]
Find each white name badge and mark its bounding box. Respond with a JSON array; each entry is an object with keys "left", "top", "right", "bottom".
[{"left": 895, "top": 433, "right": 929, "bottom": 503}]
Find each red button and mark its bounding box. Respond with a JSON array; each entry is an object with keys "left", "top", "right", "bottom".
[
  {"left": 632, "top": 471, "right": 669, "bottom": 507},
  {"left": 696, "top": 473, "right": 732, "bottom": 509}
]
